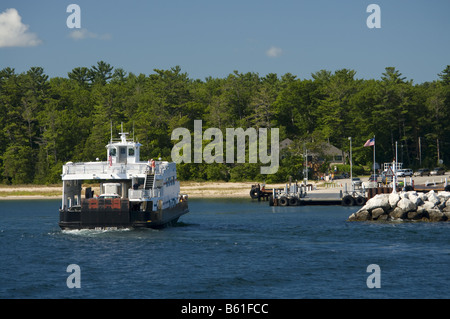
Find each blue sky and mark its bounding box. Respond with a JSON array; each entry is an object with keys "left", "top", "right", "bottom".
[{"left": 0, "top": 0, "right": 449, "bottom": 83}]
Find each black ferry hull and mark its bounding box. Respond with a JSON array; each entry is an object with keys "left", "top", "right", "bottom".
[{"left": 59, "top": 198, "right": 188, "bottom": 230}]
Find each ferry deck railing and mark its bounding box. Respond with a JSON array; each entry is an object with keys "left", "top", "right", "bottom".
[{"left": 63, "top": 162, "right": 164, "bottom": 176}]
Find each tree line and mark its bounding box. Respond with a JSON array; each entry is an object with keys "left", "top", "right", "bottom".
[{"left": 1, "top": 62, "right": 449, "bottom": 184}]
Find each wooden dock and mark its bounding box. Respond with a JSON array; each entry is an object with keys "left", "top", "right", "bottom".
[
  {"left": 250, "top": 183, "right": 314, "bottom": 202},
  {"left": 252, "top": 182, "right": 450, "bottom": 207},
  {"left": 413, "top": 185, "right": 446, "bottom": 192},
  {"left": 281, "top": 197, "right": 342, "bottom": 206},
  {"left": 366, "top": 186, "right": 402, "bottom": 199}
]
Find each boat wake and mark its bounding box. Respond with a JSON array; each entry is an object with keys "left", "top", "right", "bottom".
[{"left": 61, "top": 227, "right": 132, "bottom": 236}]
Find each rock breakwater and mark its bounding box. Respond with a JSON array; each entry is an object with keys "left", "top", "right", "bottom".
[{"left": 348, "top": 190, "right": 450, "bottom": 222}]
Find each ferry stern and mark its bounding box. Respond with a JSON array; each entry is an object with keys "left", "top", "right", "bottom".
[{"left": 59, "top": 130, "right": 188, "bottom": 230}]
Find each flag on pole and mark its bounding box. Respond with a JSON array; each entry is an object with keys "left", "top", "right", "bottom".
[{"left": 364, "top": 138, "right": 375, "bottom": 147}]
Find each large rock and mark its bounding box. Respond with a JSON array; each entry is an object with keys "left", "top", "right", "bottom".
[
  {"left": 421, "top": 201, "right": 436, "bottom": 211},
  {"left": 443, "top": 204, "right": 450, "bottom": 213},
  {"left": 444, "top": 211, "right": 450, "bottom": 220},
  {"left": 418, "top": 193, "right": 428, "bottom": 202},
  {"left": 348, "top": 210, "right": 371, "bottom": 221},
  {"left": 389, "top": 192, "right": 400, "bottom": 208},
  {"left": 363, "top": 194, "right": 390, "bottom": 211},
  {"left": 428, "top": 209, "right": 445, "bottom": 222},
  {"left": 427, "top": 191, "right": 441, "bottom": 206},
  {"left": 390, "top": 207, "right": 406, "bottom": 219},
  {"left": 407, "top": 209, "right": 424, "bottom": 220},
  {"left": 396, "top": 198, "right": 416, "bottom": 213},
  {"left": 438, "top": 191, "right": 450, "bottom": 202},
  {"left": 400, "top": 191, "right": 414, "bottom": 199},
  {"left": 377, "top": 214, "right": 389, "bottom": 221},
  {"left": 407, "top": 193, "right": 422, "bottom": 207},
  {"left": 371, "top": 207, "right": 386, "bottom": 220},
  {"left": 348, "top": 190, "right": 450, "bottom": 222}
]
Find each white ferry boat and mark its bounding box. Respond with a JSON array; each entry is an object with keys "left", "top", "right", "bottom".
[{"left": 59, "top": 130, "right": 189, "bottom": 230}]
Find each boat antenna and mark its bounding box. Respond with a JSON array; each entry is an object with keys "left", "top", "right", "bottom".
[
  {"left": 133, "top": 121, "right": 135, "bottom": 142},
  {"left": 110, "top": 121, "right": 113, "bottom": 143}
]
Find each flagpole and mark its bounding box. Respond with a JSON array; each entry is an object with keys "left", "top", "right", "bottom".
[
  {"left": 348, "top": 137, "right": 352, "bottom": 192},
  {"left": 373, "top": 135, "right": 376, "bottom": 180},
  {"left": 393, "top": 141, "right": 398, "bottom": 194}
]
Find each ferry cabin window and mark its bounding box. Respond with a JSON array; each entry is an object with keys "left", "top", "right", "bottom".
[
  {"left": 120, "top": 147, "right": 126, "bottom": 155},
  {"left": 110, "top": 148, "right": 117, "bottom": 156},
  {"left": 128, "top": 148, "right": 135, "bottom": 156}
]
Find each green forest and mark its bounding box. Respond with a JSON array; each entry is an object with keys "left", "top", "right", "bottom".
[{"left": 1, "top": 62, "right": 450, "bottom": 185}]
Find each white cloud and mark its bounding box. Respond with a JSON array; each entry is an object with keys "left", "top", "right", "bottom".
[
  {"left": 68, "top": 28, "right": 111, "bottom": 41},
  {"left": 266, "top": 46, "right": 283, "bottom": 58},
  {"left": 0, "top": 8, "right": 42, "bottom": 47}
]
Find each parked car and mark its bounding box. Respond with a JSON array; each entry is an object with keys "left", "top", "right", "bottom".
[
  {"left": 396, "top": 169, "right": 413, "bottom": 177},
  {"left": 414, "top": 168, "right": 430, "bottom": 176},
  {"left": 334, "top": 172, "right": 349, "bottom": 179},
  {"left": 368, "top": 174, "right": 381, "bottom": 182},
  {"left": 430, "top": 167, "right": 445, "bottom": 175}
]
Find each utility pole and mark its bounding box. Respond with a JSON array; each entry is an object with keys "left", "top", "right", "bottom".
[
  {"left": 348, "top": 137, "right": 352, "bottom": 190},
  {"left": 437, "top": 138, "right": 440, "bottom": 165},
  {"left": 304, "top": 144, "right": 308, "bottom": 184},
  {"left": 393, "top": 141, "right": 398, "bottom": 194},
  {"left": 419, "top": 137, "right": 421, "bottom": 166}
]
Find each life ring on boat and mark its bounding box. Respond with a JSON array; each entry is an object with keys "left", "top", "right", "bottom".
[
  {"left": 355, "top": 196, "right": 365, "bottom": 206},
  {"left": 279, "top": 197, "right": 289, "bottom": 206},
  {"left": 341, "top": 195, "right": 355, "bottom": 206},
  {"left": 250, "top": 188, "right": 260, "bottom": 199},
  {"left": 288, "top": 197, "right": 299, "bottom": 206}
]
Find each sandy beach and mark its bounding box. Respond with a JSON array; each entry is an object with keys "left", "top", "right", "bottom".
[
  {"left": 0, "top": 185, "right": 62, "bottom": 200},
  {"left": 0, "top": 175, "right": 440, "bottom": 200},
  {"left": 0, "top": 181, "right": 318, "bottom": 200},
  {"left": 179, "top": 181, "right": 288, "bottom": 198}
]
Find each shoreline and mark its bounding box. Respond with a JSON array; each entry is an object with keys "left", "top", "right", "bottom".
[{"left": 0, "top": 181, "right": 330, "bottom": 200}]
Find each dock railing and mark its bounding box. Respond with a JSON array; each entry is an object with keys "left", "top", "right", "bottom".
[{"left": 272, "top": 183, "right": 313, "bottom": 199}]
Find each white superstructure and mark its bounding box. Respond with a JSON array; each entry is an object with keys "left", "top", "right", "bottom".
[{"left": 61, "top": 131, "right": 182, "bottom": 213}]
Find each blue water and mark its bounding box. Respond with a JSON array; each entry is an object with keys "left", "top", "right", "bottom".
[{"left": 0, "top": 198, "right": 449, "bottom": 299}]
